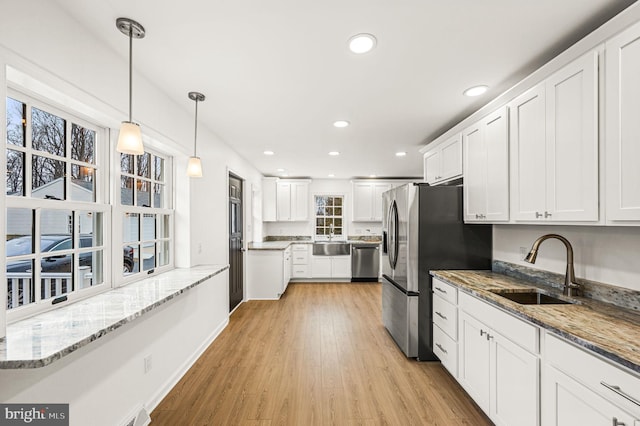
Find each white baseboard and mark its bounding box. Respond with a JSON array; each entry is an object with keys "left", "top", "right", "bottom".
[{"left": 145, "top": 317, "right": 229, "bottom": 412}]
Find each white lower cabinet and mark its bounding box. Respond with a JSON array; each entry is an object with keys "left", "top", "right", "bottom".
[
  {"left": 310, "top": 255, "right": 351, "bottom": 278},
  {"left": 432, "top": 278, "right": 459, "bottom": 377},
  {"left": 542, "top": 333, "right": 640, "bottom": 426},
  {"left": 247, "top": 247, "right": 292, "bottom": 299},
  {"left": 458, "top": 293, "right": 539, "bottom": 426},
  {"left": 291, "top": 244, "right": 310, "bottom": 278}
]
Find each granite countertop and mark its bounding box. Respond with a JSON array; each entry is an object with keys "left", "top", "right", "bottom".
[
  {"left": 248, "top": 240, "right": 381, "bottom": 250},
  {"left": 0, "top": 265, "right": 228, "bottom": 369},
  {"left": 431, "top": 270, "right": 640, "bottom": 375}
]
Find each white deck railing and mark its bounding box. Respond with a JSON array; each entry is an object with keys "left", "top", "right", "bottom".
[{"left": 6, "top": 267, "right": 92, "bottom": 309}]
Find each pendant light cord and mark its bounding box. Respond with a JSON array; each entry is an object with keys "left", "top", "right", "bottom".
[
  {"left": 194, "top": 98, "right": 199, "bottom": 156},
  {"left": 128, "top": 26, "right": 133, "bottom": 123}
]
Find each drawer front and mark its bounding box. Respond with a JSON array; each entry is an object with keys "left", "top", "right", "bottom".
[
  {"left": 546, "top": 333, "right": 640, "bottom": 417},
  {"left": 433, "top": 295, "right": 457, "bottom": 340},
  {"left": 459, "top": 292, "right": 539, "bottom": 353},
  {"left": 432, "top": 277, "right": 458, "bottom": 304},
  {"left": 292, "top": 251, "right": 309, "bottom": 264},
  {"left": 292, "top": 244, "right": 309, "bottom": 252},
  {"left": 291, "top": 265, "right": 309, "bottom": 278},
  {"left": 433, "top": 324, "right": 458, "bottom": 377}
]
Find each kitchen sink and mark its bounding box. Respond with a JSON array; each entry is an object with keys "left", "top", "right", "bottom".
[
  {"left": 312, "top": 242, "right": 351, "bottom": 256},
  {"left": 489, "top": 289, "right": 574, "bottom": 305}
]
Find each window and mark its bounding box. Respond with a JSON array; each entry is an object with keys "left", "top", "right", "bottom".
[
  {"left": 5, "top": 93, "right": 108, "bottom": 317},
  {"left": 118, "top": 151, "right": 173, "bottom": 279},
  {"left": 5, "top": 90, "right": 175, "bottom": 319},
  {"left": 314, "top": 195, "right": 344, "bottom": 238}
]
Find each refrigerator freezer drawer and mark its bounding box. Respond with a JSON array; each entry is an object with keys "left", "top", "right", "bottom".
[{"left": 382, "top": 278, "right": 418, "bottom": 357}]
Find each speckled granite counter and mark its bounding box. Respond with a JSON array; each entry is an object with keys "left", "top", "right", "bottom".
[
  {"left": 248, "top": 240, "right": 380, "bottom": 250},
  {"left": 0, "top": 265, "right": 228, "bottom": 369},
  {"left": 431, "top": 270, "right": 640, "bottom": 374}
]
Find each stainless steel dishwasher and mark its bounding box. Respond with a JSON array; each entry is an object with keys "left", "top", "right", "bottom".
[{"left": 351, "top": 243, "right": 380, "bottom": 282}]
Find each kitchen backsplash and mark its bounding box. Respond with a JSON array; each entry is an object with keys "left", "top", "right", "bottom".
[
  {"left": 493, "top": 260, "right": 640, "bottom": 312},
  {"left": 263, "top": 235, "right": 382, "bottom": 242}
]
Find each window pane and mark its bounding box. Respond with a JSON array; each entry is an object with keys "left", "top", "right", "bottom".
[
  {"left": 41, "top": 254, "right": 72, "bottom": 300},
  {"left": 121, "top": 153, "right": 134, "bottom": 174},
  {"left": 71, "top": 123, "right": 95, "bottom": 164},
  {"left": 32, "top": 155, "right": 65, "bottom": 199},
  {"left": 142, "top": 243, "right": 155, "bottom": 271},
  {"left": 153, "top": 184, "right": 164, "bottom": 208},
  {"left": 158, "top": 215, "right": 170, "bottom": 238},
  {"left": 32, "top": 107, "right": 65, "bottom": 156},
  {"left": 137, "top": 153, "right": 151, "bottom": 178},
  {"left": 136, "top": 180, "right": 150, "bottom": 207},
  {"left": 79, "top": 250, "right": 103, "bottom": 289},
  {"left": 127, "top": 244, "right": 140, "bottom": 274},
  {"left": 123, "top": 245, "right": 135, "bottom": 274},
  {"left": 6, "top": 97, "right": 26, "bottom": 147},
  {"left": 335, "top": 207, "right": 342, "bottom": 216},
  {"left": 142, "top": 213, "right": 155, "bottom": 241},
  {"left": 123, "top": 213, "right": 139, "bottom": 243},
  {"left": 6, "top": 208, "right": 33, "bottom": 256},
  {"left": 334, "top": 197, "right": 342, "bottom": 207},
  {"left": 41, "top": 210, "right": 73, "bottom": 250},
  {"left": 71, "top": 165, "right": 95, "bottom": 202},
  {"left": 121, "top": 176, "right": 134, "bottom": 205},
  {"left": 79, "top": 212, "right": 103, "bottom": 247},
  {"left": 158, "top": 241, "right": 169, "bottom": 267},
  {"left": 154, "top": 156, "right": 164, "bottom": 181},
  {"left": 6, "top": 260, "right": 34, "bottom": 309},
  {"left": 6, "top": 150, "right": 25, "bottom": 196}
]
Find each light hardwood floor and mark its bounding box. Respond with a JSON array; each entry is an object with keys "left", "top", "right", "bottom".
[{"left": 151, "top": 283, "right": 492, "bottom": 425}]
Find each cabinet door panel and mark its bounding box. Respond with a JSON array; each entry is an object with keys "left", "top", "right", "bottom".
[
  {"left": 484, "top": 107, "right": 509, "bottom": 221},
  {"left": 459, "top": 311, "right": 491, "bottom": 411},
  {"left": 606, "top": 22, "right": 640, "bottom": 221},
  {"left": 424, "top": 151, "right": 441, "bottom": 184},
  {"left": 331, "top": 256, "right": 351, "bottom": 278},
  {"left": 373, "top": 183, "right": 392, "bottom": 221},
  {"left": 441, "top": 135, "right": 463, "bottom": 179},
  {"left": 311, "top": 257, "right": 332, "bottom": 278},
  {"left": 277, "top": 182, "right": 291, "bottom": 221},
  {"left": 463, "top": 124, "right": 486, "bottom": 221},
  {"left": 353, "top": 183, "right": 374, "bottom": 221},
  {"left": 546, "top": 50, "right": 598, "bottom": 221},
  {"left": 491, "top": 332, "right": 539, "bottom": 426},
  {"left": 291, "top": 182, "right": 309, "bottom": 221},
  {"left": 510, "top": 84, "right": 546, "bottom": 221}
]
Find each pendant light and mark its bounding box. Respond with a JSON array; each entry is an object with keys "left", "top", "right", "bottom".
[
  {"left": 187, "top": 92, "right": 205, "bottom": 177},
  {"left": 116, "top": 18, "right": 146, "bottom": 155}
]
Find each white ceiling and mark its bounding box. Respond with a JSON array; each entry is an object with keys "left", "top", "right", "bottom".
[{"left": 54, "top": 0, "right": 636, "bottom": 179}]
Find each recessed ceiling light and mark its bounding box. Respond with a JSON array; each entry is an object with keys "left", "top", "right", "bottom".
[
  {"left": 369, "top": 174, "right": 377, "bottom": 178},
  {"left": 276, "top": 168, "right": 285, "bottom": 172},
  {"left": 328, "top": 174, "right": 335, "bottom": 178},
  {"left": 463, "top": 85, "right": 488, "bottom": 97},
  {"left": 395, "top": 151, "right": 407, "bottom": 157},
  {"left": 263, "top": 150, "right": 274, "bottom": 155},
  {"left": 281, "top": 173, "right": 289, "bottom": 177},
  {"left": 349, "top": 33, "right": 377, "bottom": 54},
  {"left": 333, "top": 120, "right": 350, "bottom": 128},
  {"left": 328, "top": 151, "right": 340, "bottom": 156}
]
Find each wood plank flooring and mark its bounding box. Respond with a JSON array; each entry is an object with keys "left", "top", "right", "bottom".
[{"left": 151, "top": 283, "right": 492, "bottom": 425}]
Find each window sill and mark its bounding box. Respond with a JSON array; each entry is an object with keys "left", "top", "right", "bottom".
[{"left": 0, "top": 264, "right": 229, "bottom": 369}]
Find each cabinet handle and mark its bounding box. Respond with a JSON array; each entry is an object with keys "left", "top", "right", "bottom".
[
  {"left": 435, "top": 311, "right": 447, "bottom": 320},
  {"left": 435, "top": 343, "right": 448, "bottom": 354},
  {"left": 480, "top": 329, "right": 487, "bottom": 337},
  {"left": 612, "top": 418, "right": 626, "bottom": 426},
  {"left": 601, "top": 382, "right": 640, "bottom": 407},
  {"left": 486, "top": 333, "right": 493, "bottom": 341},
  {"left": 535, "top": 212, "right": 543, "bottom": 218},
  {"left": 544, "top": 211, "right": 552, "bottom": 218},
  {"left": 434, "top": 286, "right": 447, "bottom": 295}
]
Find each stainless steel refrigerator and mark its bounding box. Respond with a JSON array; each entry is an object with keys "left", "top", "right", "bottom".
[{"left": 381, "top": 183, "right": 492, "bottom": 360}]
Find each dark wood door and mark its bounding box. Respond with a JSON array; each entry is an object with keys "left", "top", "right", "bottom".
[{"left": 229, "top": 174, "right": 243, "bottom": 312}]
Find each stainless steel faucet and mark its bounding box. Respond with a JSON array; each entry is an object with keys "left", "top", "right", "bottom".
[
  {"left": 329, "top": 222, "right": 334, "bottom": 241},
  {"left": 524, "top": 234, "right": 581, "bottom": 297}
]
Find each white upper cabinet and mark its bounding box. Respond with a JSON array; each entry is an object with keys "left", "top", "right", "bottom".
[
  {"left": 463, "top": 106, "right": 509, "bottom": 223},
  {"left": 423, "top": 133, "right": 463, "bottom": 185},
  {"left": 509, "top": 49, "right": 599, "bottom": 222},
  {"left": 606, "top": 21, "right": 640, "bottom": 222},
  {"left": 262, "top": 179, "right": 310, "bottom": 222},
  {"left": 352, "top": 181, "right": 392, "bottom": 222}
]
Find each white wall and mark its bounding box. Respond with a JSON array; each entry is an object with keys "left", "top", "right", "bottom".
[
  {"left": 0, "top": 272, "right": 228, "bottom": 426},
  {"left": 494, "top": 225, "right": 640, "bottom": 292}
]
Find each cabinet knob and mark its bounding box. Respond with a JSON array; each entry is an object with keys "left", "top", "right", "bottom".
[{"left": 544, "top": 211, "right": 552, "bottom": 218}]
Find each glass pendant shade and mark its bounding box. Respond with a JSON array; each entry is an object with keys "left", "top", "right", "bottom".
[
  {"left": 187, "top": 156, "right": 203, "bottom": 177},
  {"left": 117, "top": 121, "right": 144, "bottom": 155}
]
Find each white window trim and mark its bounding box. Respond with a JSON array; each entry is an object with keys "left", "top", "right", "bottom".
[{"left": 313, "top": 192, "right": 347, "bottom": 241}]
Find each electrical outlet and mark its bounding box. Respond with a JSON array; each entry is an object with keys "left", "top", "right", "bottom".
[
  {"left": 519, "top": 246, "right": 528, "bottom": 260},
  {"left": 144, "top": 355, "right": 152, "bottom": 374}
]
